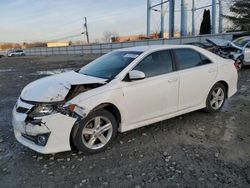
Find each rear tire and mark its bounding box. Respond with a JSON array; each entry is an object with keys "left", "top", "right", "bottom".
[
  {"left": 72, "top": 109, "right": 118, "bottom": 154},
  {"left": 204, "top": 83, "right": 226, "bottom": 113}
]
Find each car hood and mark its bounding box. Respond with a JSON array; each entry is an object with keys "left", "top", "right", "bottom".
[
  {"left": 206, "top": 38, "right": 231, "bottom": 47},
  {"left": 206, "top": 38, "right": 243, "bottom": 50},
  {"left": 21, "top": 71, "right": 107, "bottom": 103}
]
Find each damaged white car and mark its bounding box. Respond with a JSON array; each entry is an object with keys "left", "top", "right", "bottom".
[
  {"left": 207, "top": 36, "right": 250, "bottom": 69},
  {"left": 12, "top": 45, "right": 238, "bottom": 154}
]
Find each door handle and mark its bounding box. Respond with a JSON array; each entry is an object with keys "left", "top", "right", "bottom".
[
  {"left": 208, "top": 68, "right": 216, "bottom": 73},
  {"left": 168, "top": 77, "right": 178, "bottom": 83}
]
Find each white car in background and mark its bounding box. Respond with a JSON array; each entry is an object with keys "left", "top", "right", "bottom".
[
  {"left": 7, "top": 49, "right": 25, "bottom": 57},
  {"left": 230, "top": 36, "right": 250, "bottom": 68},
  {"left": 12, "top": 45, "right": 238, "bottom": 154},
  {"left": 207, "top": 36, "right": 250, "bottom": 69}
]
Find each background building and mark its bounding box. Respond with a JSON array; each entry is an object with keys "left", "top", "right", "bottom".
[{"left": 47, "top": 42, "right": 69, "bottom": 47}]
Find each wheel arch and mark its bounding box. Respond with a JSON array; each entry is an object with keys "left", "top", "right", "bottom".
[
  {"left": 216, "top": 80, "right": 229, "bottom": 98},
  {"left": 69, "top": 102, "right": 122, "bottom": 151},
  {"left": 91, "top": 103, "right": 122, "bottom": 126}
]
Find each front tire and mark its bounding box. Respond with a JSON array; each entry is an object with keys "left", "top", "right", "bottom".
[
  {"left": 204, "top": 83, "right": 226, "bottom": 113},
  {"left": 73, "top": 109, "right": 118, "bottom": 154}
]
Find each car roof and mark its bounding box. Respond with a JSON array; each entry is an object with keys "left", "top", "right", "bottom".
[{"left": 116, "top": 44, "right": 196, "bottom": 53}]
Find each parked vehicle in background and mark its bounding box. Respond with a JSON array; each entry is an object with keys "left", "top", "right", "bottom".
[
  {"left": 206, "top": 36, "right": 250, "bottom": 69},
  {"left": 12, "top": 45, "right": 238, "bottom": 154},
  {"left": 7, "top": 49, "right": 25, "bottom": 57}
]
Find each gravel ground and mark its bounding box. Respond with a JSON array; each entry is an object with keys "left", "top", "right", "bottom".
[{"left": 0, "top": 55, "right": 250, "bottom": 188}]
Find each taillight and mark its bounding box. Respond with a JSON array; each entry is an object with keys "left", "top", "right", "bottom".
[
  {"left": 234, "top": 60, "right": 241, "bottom": 70},
  {"left": 234, "top": 62, "right": 238, "bottom": 69}
]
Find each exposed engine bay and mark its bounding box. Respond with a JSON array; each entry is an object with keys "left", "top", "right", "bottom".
[
  {"left": 206, "top": 38, "right": 242, "bottom": 60},
  {"left": 65, "top": 83, "right": 104, "bottom": 101},
  {"left": 206, "top": 38, "right": 247, "bottom": 69}
]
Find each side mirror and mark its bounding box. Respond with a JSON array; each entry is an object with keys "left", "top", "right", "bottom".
[{"left": 129, "top": 70, "right": 145, "bottom": 80}]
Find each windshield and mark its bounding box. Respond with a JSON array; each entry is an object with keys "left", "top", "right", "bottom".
[
  {"left": 79, "top": 51, "right": 142, "bottom": 79},
  {"left": 232, "top": 37, "right": 250, "bottom": 47}
]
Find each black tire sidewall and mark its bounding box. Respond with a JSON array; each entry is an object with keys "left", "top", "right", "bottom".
[
  {"left": 205, "top": 83, "right": 226, "bottom": 113},
  {"left": 73, "top": 109, "right": 118, "bottom": 154}
]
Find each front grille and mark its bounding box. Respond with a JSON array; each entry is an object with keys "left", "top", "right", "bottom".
[{"left": 16, "top": 107, "right": 29, "bottom": 114}]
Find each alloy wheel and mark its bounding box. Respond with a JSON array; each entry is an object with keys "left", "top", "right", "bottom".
[
  {"left": 81, "top": 116, "right": 113, "bottom": 150},
  {"left": 210, "top": 87, "right": 225, "bottom": 110}
]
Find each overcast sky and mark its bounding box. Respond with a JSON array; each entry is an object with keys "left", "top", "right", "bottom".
[{"left": 0, "top": 0, "right": 231, "bottom": 43}]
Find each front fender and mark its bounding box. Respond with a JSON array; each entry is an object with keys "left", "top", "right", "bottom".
[{"left": 69, "top": 87, "right": 125, "bottom": 121}]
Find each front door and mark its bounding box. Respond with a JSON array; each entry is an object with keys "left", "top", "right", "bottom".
[{"left": 121, "top": 50, "right": 179, "bottom": 125}]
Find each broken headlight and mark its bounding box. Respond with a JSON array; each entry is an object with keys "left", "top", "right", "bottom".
[
  {"left": 29, "top": 104, "right": 55, "bottom": 118},
  {"left": 237, "top": 49, "right": 242, "bottom": 53}
]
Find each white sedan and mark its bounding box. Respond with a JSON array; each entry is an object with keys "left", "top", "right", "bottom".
[{"left": 12, "top": 45, "right": 238, "bottom": 154}]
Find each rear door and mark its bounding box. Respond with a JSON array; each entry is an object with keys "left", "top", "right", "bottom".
[
  {"left": 173, "top": 48, "right": 217, "bottom": 110},
  {"left": 121, "top": 50, "right": 179, "bottom": 124}
]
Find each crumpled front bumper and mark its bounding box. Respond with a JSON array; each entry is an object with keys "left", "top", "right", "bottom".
[{"left": 12, "top": 99, "right": 77, "bottom": 154}]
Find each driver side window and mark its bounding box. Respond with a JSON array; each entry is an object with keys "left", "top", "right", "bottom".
[{"left": 133, "top": 50, "right": 173, "bottom": 78}]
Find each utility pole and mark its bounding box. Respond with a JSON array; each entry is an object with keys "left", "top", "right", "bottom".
[
  {"left": 180, "top": 0, "right": 188, "bottom": 36},
  {"left": 169, "top": 0, "right": 175, "bottom": 38},
  {"left": 212, "top": 0, "right": 217, "bottom": 34},
  {"left": 192, "top": 0, "right": 195, "bottom": 36},
  {"left": 82, "top": 17, "right": 90, "bottom": 44},
  {"left": 218, "top": 0, "right": 223, "bottom": 33},
  {"left": 160, "top": 0, "right": 164, "bottom": 38},
  {"left": 147, "top": 0, "right": 151, "bottom": 38}
]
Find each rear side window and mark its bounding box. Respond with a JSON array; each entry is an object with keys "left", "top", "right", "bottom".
[
  {"left": 200, "top": 54, "right": 212, "bottom": 65},
  {"left": 174, "top": 49, "right": 210, "bottom": 70},
  {"left": 133, "top": 50, "right": 173, "bottom": 78}
]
